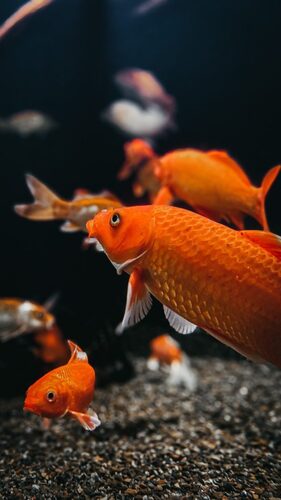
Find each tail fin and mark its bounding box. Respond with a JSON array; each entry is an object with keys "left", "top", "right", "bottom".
[
  {"left": 256, "top": 165, "right": 280, "bottom": 231},
  {"left": 14, "top": 174, "right": 65, "bottom": 220}
]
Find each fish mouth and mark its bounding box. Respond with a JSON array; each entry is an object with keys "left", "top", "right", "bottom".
[{"left": 23, "top": 402, "right": 40, "bottom": 415}]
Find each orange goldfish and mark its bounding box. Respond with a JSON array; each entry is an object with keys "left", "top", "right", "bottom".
[
  {"left": 0, "top": 298, "right": 54, "bottom": 342},
  {"left": 118, "top": 139, "right": 161, "bottom": 201},
  {"left": 33, "top": 325, "right": 69, "bottom": 366},
  {"left": 87, "top": 205, "right": 281, "bottom": 369},
  {"left": 15, "top": 174, "right": 122, "bottom": 232},
  {"left": 148, "top": 334, "right": 197, "bottom": 390},
  {"left": 24, "top": 340, "right": 101, "bottom": 430},
  {"left": 151, "top": 148, "right": 280, "bottom": 230},
  {"left": 0, "top": 0, "right": 53, "bottom": 40}
]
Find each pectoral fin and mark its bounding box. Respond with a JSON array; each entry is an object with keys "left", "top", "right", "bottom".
[
  {"left": 68, "top": 410, "right": 101, "bottom": 431},
  {"left": 116, "top": 269, "right": 152, "bottom": 334},
  {"left": 163, "top": 305, "right": 197, "bottom": 335},
  {"left": 60, "top": 221, "right": 80, "bottom": 232}
]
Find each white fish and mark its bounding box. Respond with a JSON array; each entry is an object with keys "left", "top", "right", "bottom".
[
  {"left": 102, "top": 100, "right": 175, "bottom": 139},
  {"left": 0, "top": 111, "right": 57, "bottom": 136},
  {"left": 0, "top": 0, "right": 54, "bottom": 40},
  {"left": 133, "top": 0, "right": 168, "bottom": 16},
  {"left": 114, "top": 68, "right": 176, "bottom": 113}
]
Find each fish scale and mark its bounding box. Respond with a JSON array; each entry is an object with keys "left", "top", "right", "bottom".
[{"left": 140, "top": 206, "right": 281, "bottom": 365}]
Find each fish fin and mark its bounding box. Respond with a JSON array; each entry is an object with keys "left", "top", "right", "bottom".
[
  {"left": 241, "top": 230, "right": 281, "bottom": 260},
  {"left": 194, "top": 206, "right": 222, "bottom": 222},
  {"left": 67, "top": 340, "right": 88, "bottom": 363},
  {"left": 153, "top": 186, "right": 174, "bottom": 205},
  {"left": 116, "top": 269, "right": 153, "bottom": 334},
  {"left": 227, "top": 211, "right": 245, "bottom": 230},
  {"left": 207, "top": 150, "right": 251, "bottom": 186},
  {"left": 14, "top": 174, "right": 63, "bottom": 221},
  {"left": 255, "top": 165, "right": 281, "bottom": 231},
  {"left": 147, "top": 357, "right": 160, "bottom": 370},
  {"left": 68, "top": 410, "right": 101, "bottom": 431},
  {"left": 163, "top": 306, "right": 197, "bottom": 335},
  {"left": 98, "top": 190, "right": 122, "bottom": 203},
  {"left": 42, "top": 418, "right": 52, "bottom": 430},
  {"left": 60, "top": 221, "right": 80, "bottom": 233},
  {"left": 168, "top": 358, "right": 197, "bottom": 391},
  {"left": 43, "top": 292, "right": 60, "bottom": 311},
  {"left": 0, "top": 325, "right": 27, "bottom": 342}
]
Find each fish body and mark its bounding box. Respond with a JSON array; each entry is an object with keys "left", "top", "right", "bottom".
[
  {"left": 87, "top": 205, "right": 281, "bottom": 369},
  {"left": 114, "top": 68, "right": 175, "bottom": 113},
  {"left": 118, "top": 139, "right": 160, "bottom": 200},
  {"left": 15, "top": 174, "right": 123, "bottom": 232},
  {"left": 34, "top": 325, "right": 69, "bottom": 365},
  {"left": 24, "top": 341, "right": 100, "bottom": 430},
  {"left": 0, "top": 0, "right": 53, "bottom": 40},
  {"left": 0, "top": 298, "right": 54, "bottom": 342},
  {"left": 102, "top": 100, "right": 174, "bottom": 139},
  {"left": 154, "top": 148, "right": 280, "bottom": 230},
  {"left": 0, "top": 111, "right": 57, "bottom": 136}
]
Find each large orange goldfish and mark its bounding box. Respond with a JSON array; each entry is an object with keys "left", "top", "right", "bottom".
[
  {"left": 15, "top": 174, "right": 122, "bottom": 232},
  {"left": 148, "top": 146, "right": 280, "bottom": 230},
  {"left": 87, "top": 206, "right": 281, "bottom": 369},
  {"left": 24, "top": 341, "right": 100, "bottom": 430}
]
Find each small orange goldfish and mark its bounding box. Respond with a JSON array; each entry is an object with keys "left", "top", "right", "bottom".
[
  {"left": 0, "top": 0, "right": 53, "bottom": 40},
  {"left": 33, "top": 325, "right": 69, "bottom": 366},
  {"left": 148, "top": 335, "right": 197, "bottom": 390},
  {"left": 15, "top": 174, "right": 122, "bottom": 232},
  {"left": 24, "top": 341, "right": 101, "bottom": 430},
  {"left": 118, "top": 139, "right": 161, "bottom": 201},
  {"left": 87, "top": 205, "right": 281, "bottom": 368},
  {"left": 152, "top": 148, "right": 280, "bottom": 230}
]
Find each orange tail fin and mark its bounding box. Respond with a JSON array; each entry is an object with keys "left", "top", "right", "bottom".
[
  {"left": 14, "top": 174, "right": 66, "bottom": 221},
  {"left": 256, "top": 165, "right": 280, "bottom": 231}
]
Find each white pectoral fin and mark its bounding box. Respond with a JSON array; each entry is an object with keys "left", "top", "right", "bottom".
[
  {"left": 60, "top": 221, "right": 80, "bottom": 232},
  {"left": 68, "top": 410, "right": 101, "bottom": 431},
  {"left": 116, "top": 269, "right": 152, "bottom": 334},
  {"left": 163, "top": 305, "right": 197, "bottom": 335}
]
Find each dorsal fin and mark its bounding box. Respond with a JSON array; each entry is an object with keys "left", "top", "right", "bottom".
[
  {"left": 241, "top": 230, "right": 281, "bottom": 260},
  {"left": 67, "top": 340, "right": 88, "bottom": 363},
  {"left": 207, "top": 150, "right": 251, "bottom": 186}
]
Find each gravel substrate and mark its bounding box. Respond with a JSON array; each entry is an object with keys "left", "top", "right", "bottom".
[{"left": 0, "top": 358, "right": 280, "bottom": 499}]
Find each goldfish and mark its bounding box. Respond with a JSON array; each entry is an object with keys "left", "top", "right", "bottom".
[
  {"left": 15, "top": 174, "right": 122, "bottom": 232},
  {"left": 33, "top": 325, "right": 69, "bottom": 366},
  {"left": 0, "top": 0, "right": 53, "bottom": 40},
  {"left": 0, "top": 111, "right": 57, "bottom": 136},
  {"left": 87, "top": 205, "right": 281, "bottom": 369},
  {"left": 102, "top": 100, "right": 175, "bottom": 140},
  {"left": 0, "top": 298, "right": 54, "bottom": 342},
  {"left": 153, "top": 148, "right": 280, "bottom": 230},
  {"left": 148, "top": 334, "right": 197, "bottom": 390},
  {"left": 24, "top": 340, "right": 101, "bottom": 431},
  {"left": 118, "top": 139, "right": 161, "bottom": 201},
  {"left": 114, "top": 68, "right": 176, "bottom": 113}
]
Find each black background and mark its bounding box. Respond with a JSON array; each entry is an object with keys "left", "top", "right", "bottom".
[{"left": 0, "top": 0, "right": 281, "bottom": 393}]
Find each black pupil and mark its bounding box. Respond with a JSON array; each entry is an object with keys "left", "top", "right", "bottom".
[
  {"left": 48, "top": 392, "right": 54, "bottom": 401},
  {"left": 112, "top": 214, "right": 119, "bottom": 224}
]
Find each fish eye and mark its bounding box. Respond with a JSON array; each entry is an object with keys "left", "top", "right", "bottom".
[
  {"left": 110, "top": 212, "right": 121, "bottom": 227},
  {"left": 34, "top": 311, "right": 44, "bottom": 320},
  {"left": 46, "top": 390, "right": 56, "bottom": 403}
]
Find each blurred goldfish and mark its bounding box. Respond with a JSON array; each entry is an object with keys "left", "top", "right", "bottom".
[
  {"left": 115, "top": 68, "right": 176, "bottom": 113},
  {"left": 118, "top": 139, "right": 160, "bottom": 201},
  {"left": 87, "top": 205, "right": 281, "bottom": 368},
  {"left": 0, "top": 298, "right": 54, "bottom": 342},
  {"left": 15, "top": 174, "right": 122, "bottom": 232},
  {"left": 24, "top": 340, "right": 100, "bottom": 430},
  {"left": 153, "top": 148, "right": 280, "bottom": 230},
  {"left": 0, "top": 0, "right": 53, "bottom": 40},
  {"left": 133, "top": 0, "right": 168, "bottom": 16},
  {"left": 33, "top": 325, "right": 69, "bottom": 366},
  {"left": 148, "top": 334, "right": 197, "bottom": 390},
  {"left": 0, "top": 111, "right": 57, "bottom": 137},
  {"left": 102, "top": 100, "right": 175, "bottom": 140}
]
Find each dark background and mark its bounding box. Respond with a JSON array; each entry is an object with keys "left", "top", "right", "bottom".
[{"left": 0, "top": 0, "right": 281, "bottom": 394}]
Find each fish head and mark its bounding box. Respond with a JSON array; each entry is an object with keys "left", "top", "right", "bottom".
[
  {"left": 18, "top": 301, "right": 55, "bottom": 332},
  {"left": 24, "top": 372, "right": 69, "bottom": 419},
  {"left": 86, "top": 206, "right": 155, "bottom": 274},
  {"left": 118, "top": 139, "right": 155, "bottom": 180}
]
